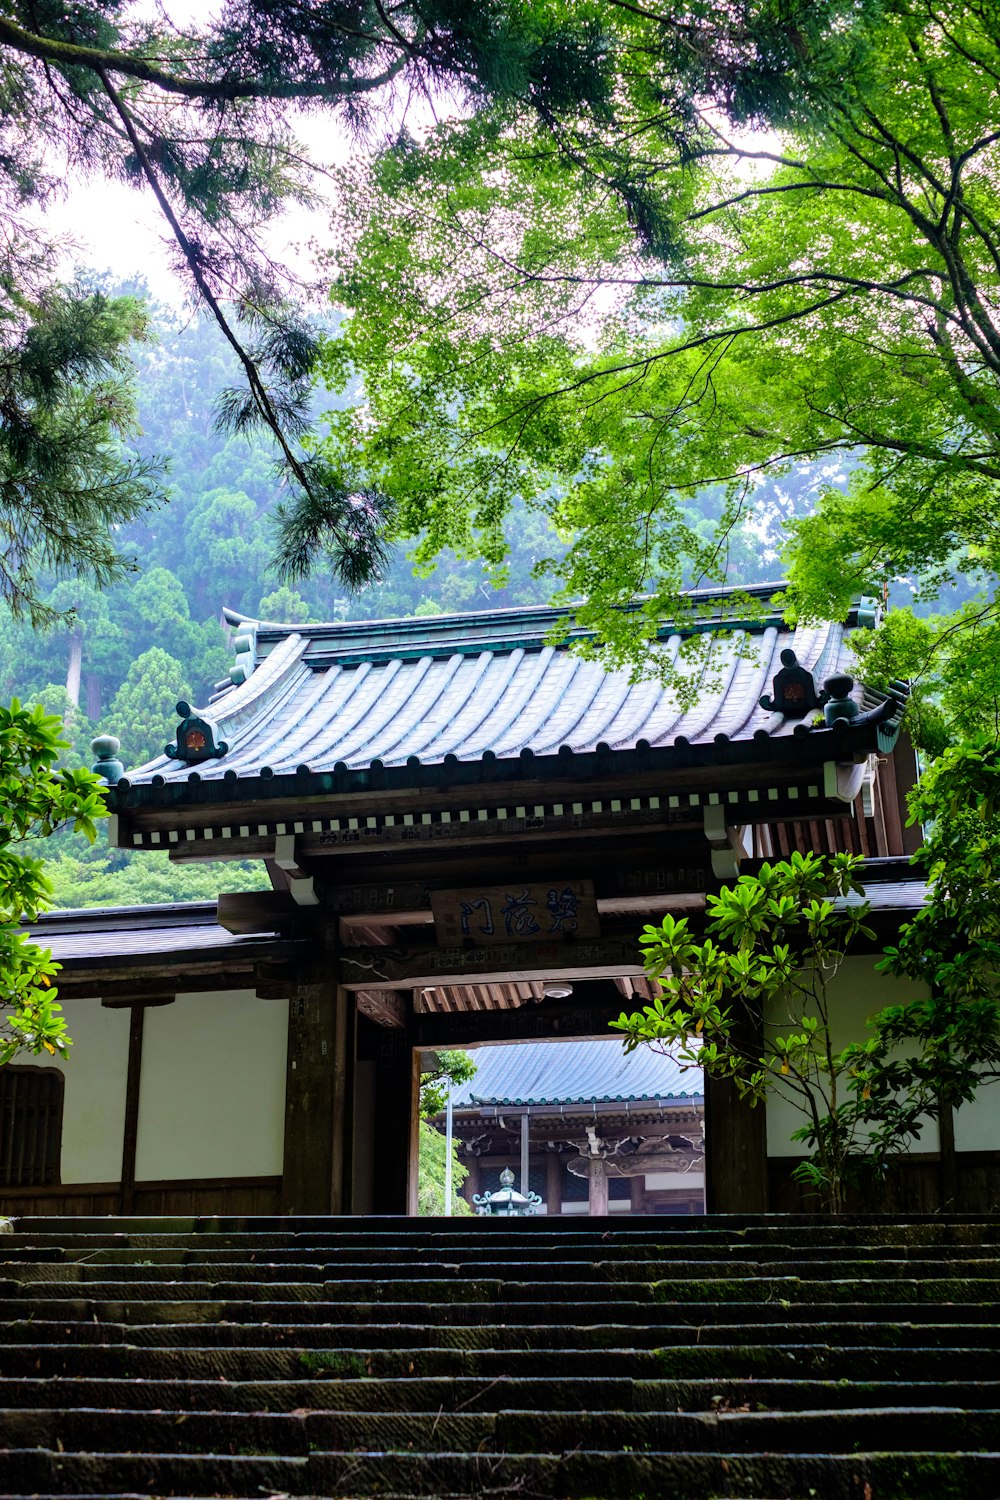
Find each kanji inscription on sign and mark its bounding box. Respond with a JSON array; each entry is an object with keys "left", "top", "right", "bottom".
[{"left": 430, "top": 880, "right": 601, "bottom": 946}]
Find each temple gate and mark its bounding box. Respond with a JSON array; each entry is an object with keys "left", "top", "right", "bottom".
[{"left": 7, "top": 582, "right": 954, "bottom": 1217}]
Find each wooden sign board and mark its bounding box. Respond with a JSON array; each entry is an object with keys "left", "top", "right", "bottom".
[{"left": 430, "top": 879, "right": 600, "bottom": 946}]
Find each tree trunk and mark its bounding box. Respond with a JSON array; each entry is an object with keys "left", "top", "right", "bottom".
[
  {"left": 85, "top": 673, "right": 101, "bottom": 721},
  {"left": 65, "top": 629, "right": 83, "bottom": 709}
]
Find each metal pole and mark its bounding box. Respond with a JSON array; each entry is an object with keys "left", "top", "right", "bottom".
[
  {"left": 520, "top": 1111, "right": 530, "bottom": 1197},
  {"left": 444, "top": 1085, "right": 454, "bottom": 1216}
]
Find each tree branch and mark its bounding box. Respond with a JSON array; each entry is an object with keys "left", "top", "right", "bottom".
[
  {"left": 0, "top": 14, "right": 409, "bottom": 102},
  {"left": 95, "top": 67, "right": 312, "bottom": 496}
]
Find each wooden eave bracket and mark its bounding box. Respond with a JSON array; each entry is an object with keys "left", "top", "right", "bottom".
[
  {"left": 823, "top": 759, "right": 869, "bottom": 806},
  {"left": 218, "top": 888, "right": 302, "bottom": 934},
  {"left": 274, "top": 834, "right": 319, "bottom": 906},
  {"left": 703, "top": 805, "right": 747, "bottom": 880},
  {"left": 101, "top": 992, "right": 176, "bottom": 1010}
]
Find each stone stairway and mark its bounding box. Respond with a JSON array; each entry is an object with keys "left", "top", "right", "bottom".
[{"left": 1, "top": 1214, "right": 999, "bottom": 1499}]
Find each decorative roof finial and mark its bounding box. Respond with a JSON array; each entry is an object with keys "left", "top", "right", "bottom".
[
  {"left": 759, "top": 648, "right": 828, "bottom": 718},
  {"left": 91, "top": 735, "right": 124, "bottom": 785},
  {"left": 823, "top": 673, "right": 859, "bottom": 725}
]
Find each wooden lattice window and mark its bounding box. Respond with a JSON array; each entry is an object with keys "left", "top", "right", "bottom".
[{"left": 0, "top": 1066, "right": 64, "bottom": 1187}]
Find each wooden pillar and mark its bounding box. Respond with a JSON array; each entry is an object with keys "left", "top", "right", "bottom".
[
  {"left": 546, "top": 1151, "right": 563, "bottom": 1216},
  {"left": 892, "top": 729, "right": 924, "bottom": 856},
  {"left": 588, "top": 1156, "right": 609, "bottom": 1216},
  {"left": 629, "top": 1174, "right": 645, "bottom": 1215},
  {"left": 281, "top": 964, "right": 349, "bottom": 1215},
  {"left": 464, "top": 1153, "right": 480, "bottom": 1208},
  {"left": 332, "top": 984, "right": 350, "bottom": 1213},
  {"left": 406, "top": 1046, "right": 420, "bottom": 1217},
  {"left": 705, "top": 996, "right": 768, "bottom": 1213},
  {"left": 101, "top": 993, "right": 175, "bottom": 1215},
  {"left": 120, "top": 1005, "right": 144, "bottom": 1215},
  {"left": 705, "top": 1074, "right": 768, "bottom": 1212},
  {"left": 938, "top": 1098, "right": 957, "bottom": 1210},
  {"left": 371, "top": 1027, "right": 418, "bottom": 1215}
]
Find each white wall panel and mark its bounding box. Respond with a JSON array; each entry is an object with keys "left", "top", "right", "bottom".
[
  {"left": 954, "top": 1080, "right": 1000, "bottom": 1152},
  {"left": 135, "top": 991, "right": 288, "bottom": 1181},
  {"left": 643, "top": 1170, "right": 705, "bottom": 1190},
  {"left": 49, "top": 996, "right": 131, "bottom": 1183},
  {"left": 765, "top": 956, "right": 935, "bottom": 1157}
]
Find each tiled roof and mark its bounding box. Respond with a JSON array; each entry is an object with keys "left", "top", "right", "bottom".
[
  {"left": 448, "top": 1039, "right": 703, "bottom": 1108},
  {"left": 26, "top": 903, "right": 301, "bottom": 971},
  {"left": 116, "top": 584, "right": 894, "bottom": 787},
  {"left": 841, "top": 882, "right": 927, "bottom": 913}
]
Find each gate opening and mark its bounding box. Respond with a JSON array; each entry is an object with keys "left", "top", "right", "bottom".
[{"left": 417, "top": 1035, "right": 704, "bottom": 1218}]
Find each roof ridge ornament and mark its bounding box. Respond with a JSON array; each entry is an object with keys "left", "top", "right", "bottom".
[
  {"left": 230, "top": 624, "right": 257, "bottom": 686},
  {"left": 759, "top": 648, "right": 828, "bottom": 718},
  {"left": 166, "top": 701, "right": 229, "bottom": 764}
]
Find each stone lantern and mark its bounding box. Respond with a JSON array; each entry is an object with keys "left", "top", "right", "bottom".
[{"left": 473, "top": 1167, "right": 542, "bottom": 1216}]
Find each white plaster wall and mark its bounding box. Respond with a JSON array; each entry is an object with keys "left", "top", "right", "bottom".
[
  {"left": 36, "top": 996, "right": 132, "bottom": 1183},
  {"left": 644, "top": 1170, "right": 705, "bottom": 1191},
  {"left": 135, "top": 991, "right": 288, "bottom": 1181},
  {"left": 954, "top": 1079, "right": 1000, "bottom": 1152},
  {"left": 765, "top": 956, "right": 936, "bottom": 1157}
]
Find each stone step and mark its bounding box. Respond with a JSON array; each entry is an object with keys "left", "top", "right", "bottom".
[
  {"left": 1, "top": 1296, "right": 994, "bottom": 1327},
  {"left": 1, "top": 1373, "right": 998, "bottom": 1414},
  {"left": 0, "top": 1404, "right": 996, "bottom": 1456},
  {"left": 1, "top": 1341, "right": 996, "bottom": 1381},
  {"left": 16, "top": 1212, "right": 1000, "bottom": 1229},
  {"left": 6, "top": 1317, "right": 1000, "bottom": 1351},
  {"left": 3, "top": 1444, "right": 999, "bottom": 1499},
  {"left": 11, "top": 1241, "right": 999, "bottom": 1266},
  {"left": 5, "top": 1215, "right": 997, "bottom": 1499},
  {"left": 6, "top": 1273, "right": 999, "bottom": 1303},
  {"left": 11, "top": 1217, "right": 1000, "bottom": 1246},
  {"left": 8, "top": 1254, "right": 997, "bottom": 1281}
]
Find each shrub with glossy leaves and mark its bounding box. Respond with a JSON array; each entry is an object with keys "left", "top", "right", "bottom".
[{"left": 1, "top": 700, "right": 108, "bottom": 1064}]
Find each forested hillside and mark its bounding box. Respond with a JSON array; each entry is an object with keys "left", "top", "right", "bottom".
[
  {"left": 2, "top": 294, "right": 578, "bottom": 907},
  {"left": 4, "top": 294, "right": 848, "bottom": 908}
]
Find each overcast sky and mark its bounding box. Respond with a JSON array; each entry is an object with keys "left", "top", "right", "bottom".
[
  {"left": 36, "top": 0, "right": 363, "bottom": 304},
  {"left": 43, "top": 113, "right": 353, "bottom": 306}
]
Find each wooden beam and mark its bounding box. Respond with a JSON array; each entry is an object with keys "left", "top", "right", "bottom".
[
  {"left": 121, "top": 750, "right": 872, "bottom": 847},
  {"left": 568, "top": 1151, "right": 702, "bottom": 1177},
  {"left": 413, "top": 995, "right": 624, "bottom": 1049},
  {"left": 101, "top": 993, "right": 176, "bottom": 1010},
  {"left": 330, "top": 860, "right": 712, "bottom": 918},
  {"left": 356, "top": 990, "right": 408, "bottom": 1028},
  {"left": 340, "top": 937, "right": 647, "bottom": 992},
  {"left": 218, "top": 889, "right": 300, "bottom": 934}
]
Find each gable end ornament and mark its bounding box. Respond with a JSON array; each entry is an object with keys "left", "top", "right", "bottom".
[
  {"left": 759, "top": 649, "right": 828, "bottom": 718},
  {"left": 166, "top": 700, "right": 229, "bottom": 763}
]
